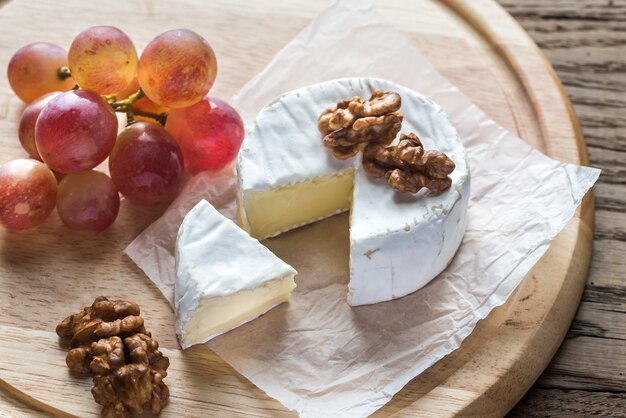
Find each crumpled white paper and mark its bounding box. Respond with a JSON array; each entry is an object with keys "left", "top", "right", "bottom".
[{"left": 125, "top": 0, "right": 601, "bottom": 416}]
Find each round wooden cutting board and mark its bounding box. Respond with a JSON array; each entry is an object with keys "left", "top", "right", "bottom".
[{"left": 0, "top": 0, "right": 594, "bottom": 417}]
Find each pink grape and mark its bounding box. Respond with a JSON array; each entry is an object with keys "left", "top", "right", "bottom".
[
  {"left": 68, "top": 26, "right": 138, "bottom": 95},
  {"left": 56, "top": 170, "right": 120, "bottom": 232},
  {"left": 165, "top": 96, "right": 244, "bottom": 172},
  {"left": 35, "top": 90, "right": 118, "bottom": 174},
  {"left": 137, "top": 29, "right": 217, "bottom": 108},
  {"left": 0, "top": 159, "right": 57, "bottom": 230},
  {"left": 7, "top": 42, "right": 75, "bottom": 103},
  {"left": 115, "top": 76, "right": 140, "bottom": 100},
  {"left": 18, "top": 92, "right": 60, "bottom": 160},
  {"left": 109, "top": 122, "right": 184, "bottom": 205}
]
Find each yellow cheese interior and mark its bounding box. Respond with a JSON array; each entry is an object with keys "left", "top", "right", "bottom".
[
  {"left": 239, "top": 170, "right": 354, "bottom": 239},
  {"left": 182, "top": 275, "right": 296, "bottom": 346}
]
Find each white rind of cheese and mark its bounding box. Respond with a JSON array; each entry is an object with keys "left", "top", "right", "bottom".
[
  {"left": 349, "top": 169, "right": 469, "bottom": 305},
  {"left": 237, "top": 81, "right": 361, "bottom": 238},
  {"left": 175, "top": 199, "right": 297, "bottom": 349},
  {"left": 348, "top": 86, "right": 470, "bottom": 305},
  {"left": 237, "top": 78, "right": 470, "bottom": 306},
  {"left": 238, "top": 80, "right": 364, "bottom": 191}
]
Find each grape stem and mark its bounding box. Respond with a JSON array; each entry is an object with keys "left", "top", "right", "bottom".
[
  {"left": 111, "top": 89, "right": 168, "bottom": 126},
  {"left": 111, "top": 89, "right": 145, "bottom": 109},
  {"left": 124, "top": 107, "right": 168, "bottom": 126},
  {"left": 58, "top": 66, "right": 72, "bottom": 81},
  {"left": 126, "top": 108, "right": 136, "bottom": 126}
]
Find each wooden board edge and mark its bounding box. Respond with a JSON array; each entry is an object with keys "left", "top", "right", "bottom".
[
  {"left": 442, "top": 0, "right": 589, "bottom": 167},
  {"left": 0, "top": 384, "right": 52, "bottom": 417},
  {"left": 399, "top": 1, "right": 597, "bottom": 416},
  {"left": 0, "top": 379, "right": 73, "bottom": 418},
  {"left": 459, "top": 216, "right": 594, "bottom": 417},
  {"left": 391, "top": 212, "right": 595, "bottom": 418}
]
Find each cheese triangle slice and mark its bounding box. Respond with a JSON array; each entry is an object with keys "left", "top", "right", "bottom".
[{"left": 175, "top": 199, "right": 297, "bottom": 349}]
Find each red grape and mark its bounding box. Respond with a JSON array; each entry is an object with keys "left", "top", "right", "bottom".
[
  {"left": 68, "top": 26, "right": 138, "bottom": 95},
  {"left": 18, "top": 92, "right": 60, "bottom": 160},
  {"left": 35, "top": 90, "right": 118, "bottom": 174},
  {"left": 7, "top": 42, "right": 75, "bottom": 103},
  {"left": 165, "top": 96, "right": 244, "bottom": 172},
  {"left": 109, "top": 122, "right": 184, "bottom": 205},
  {"left": 0, "top": 159, "right": 57, "bottom": 230},
  {"left": 137, "top": 29, "right": 217, "bottom": 108},
  {"left": 57, "top": 170, "right": 119, "bottom": 232}
]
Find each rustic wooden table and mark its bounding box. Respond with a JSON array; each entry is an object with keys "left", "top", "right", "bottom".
[
  {"left": 497, "top": 1, "right": 626, "bottom": 416},
  {"left": 0, "top": 0, "right": 623, "bottom": 417}
]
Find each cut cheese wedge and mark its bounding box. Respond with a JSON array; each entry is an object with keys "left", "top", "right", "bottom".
[
  {"left": 175, "top": 199, "right": 297, "bottom": 349},
  {"left": 237, "top": 79, "right": 359, "bottom": 238},
  {"left": 237, "top": 78, "right": 470, "bottom": 306}
]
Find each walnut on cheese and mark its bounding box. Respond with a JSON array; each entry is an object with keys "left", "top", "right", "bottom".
[
  {"left": 319, "top": 90, "right": 455, "bottom": 193},
  {"left": 318, "top": 90, "right": 403, "bottom": 159},
  {"left": 363, "top": 133, "right": 455, "bottom": 193}
]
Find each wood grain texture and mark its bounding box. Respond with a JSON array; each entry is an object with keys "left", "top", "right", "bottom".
[
  {"left": 0, "top": 0, "right": 597, "bottom": 417},
  {"left": 509, "top": 389, "right": 626, "bottom": 418},
  {"left": 0, "top": 325, "right": 294, "bottom": 418},
  {"left": 0, "top": 388, "right": 50, "bottom": 418},
  {"left": 495, "top": 0, "right": 626, "bottom": 416}
]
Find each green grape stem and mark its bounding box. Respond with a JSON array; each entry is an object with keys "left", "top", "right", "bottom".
[
  {"left": 111, "top": 89, "right": 145, "bottom": 109},
  {"left": 53, "top": 70, "right": 167, "bottom": 125},
  {"left": 111, "top": 89, "right": 167, "bottom": 126}
]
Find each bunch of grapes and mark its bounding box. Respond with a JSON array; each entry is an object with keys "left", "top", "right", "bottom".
[{"left": 1, "top": 26, "right": 244, "bottom": 232}]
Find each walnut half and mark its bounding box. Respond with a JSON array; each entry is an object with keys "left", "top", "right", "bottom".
[
  {"left": 57, "top": 297, "right": 169, "bottom": 418},
  {"left": 318, "top": 90, "right": 403, "bottom": 159},
  {"left": 363, "top": 133, "right": 455, "bottom": 193},
  {"left": 91, "top": 334, "right": 169, "bottom": 418},
  {"left": 318, "top": 90, "right": 455, "bottom": 193}
]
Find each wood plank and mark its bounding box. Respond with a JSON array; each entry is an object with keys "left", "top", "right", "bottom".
[
  {"left": 581, "top": 283, "right": 626, "bottom": 311},
  {"left": 536, "top": 334, "right": 626, "bottom": 392},
  {"left": 595, "top": 208, "right": 626, "bottom": 242},
  {"left": 498, "top": 0, "right": 626, "bottom": 415},
  {"left": 508, "top": 389, "right": 626, "bottom": 418},
  {"left": 497, "top": 0, "right": 626, "bottom": 21},
  {"left": 595, "top": 182, "right": 626, "bottom": 212},
  {"left": 587, "top": 238, "right": 626, "bottom": 288},
  {"left": 587, "top": 147, "right": 626, "bottom": 185},
  {"left": 569, "top": 301, "right": 626, "bottom": 341}
]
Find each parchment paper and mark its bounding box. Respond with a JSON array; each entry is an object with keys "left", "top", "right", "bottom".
[{"left": 126, "top": 0, "right": 601, "bottom": 416}]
